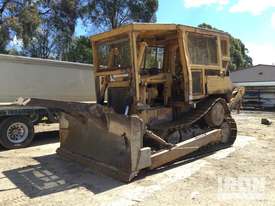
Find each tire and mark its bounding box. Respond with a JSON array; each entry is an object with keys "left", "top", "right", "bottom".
[{"left": 0, "top": 117, "right": 34, "bottom": 149}]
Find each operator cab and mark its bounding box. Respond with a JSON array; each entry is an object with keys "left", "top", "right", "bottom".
[{"left": 91, "top": 24, "right": 231, "bottom": 126}]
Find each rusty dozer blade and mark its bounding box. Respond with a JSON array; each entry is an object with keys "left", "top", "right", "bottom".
[
  {"left": 21, "top": 98, "right": 151, "bottom": 181},
  {"left": 57, "top": 110, "right": 221, "bottom": 182},
  {"left": 22, "top": 98, "right": 222, "bottom": 182},
  {"left": 58, "top": 110, "right": 153, "bottom": 182}
]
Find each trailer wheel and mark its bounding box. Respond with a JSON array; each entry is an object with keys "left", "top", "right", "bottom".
[{"left": 0, "top": 117, "right": 34, "bottom": 149}]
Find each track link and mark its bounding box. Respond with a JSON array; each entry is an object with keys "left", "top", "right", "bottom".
[
  {"left": 223, "top": 116, "right": 237, "bottom": 146},
  {"left": 149, "top": 97, "right": 237, "bottom": 146}
]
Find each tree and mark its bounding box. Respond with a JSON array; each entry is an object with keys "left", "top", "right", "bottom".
[
  {"left": 0, "top": 0, "right": 80, "bottom": 58},
  {"left": 22, "top": 0, "right": 81, "bottom": 59},
  {"left": 22, "top": 26, "right": 55, "bottom": 59},
  {"left": 0, "top": 0, "right": 40, "bottom": 52},
  {"left": 1, "top": 0, "right": 159, "bottom": 63},
  {"left": 198, "top": 23, "right": 253, "bottom": 70},
  {"left": 62, "top": 36, "right": 92, "bottom": 64},
  {"left": 48, "top": 0, "right": 80, "bottom": 58},
  {"left": 61, "top": 0, "right": 159, "bottom": 63},
  {"left": 81, "top": 0, "right": 159, "bottom": 30},
  {"left": 229, "top": 38, "right": 253, "bottom": 70}
]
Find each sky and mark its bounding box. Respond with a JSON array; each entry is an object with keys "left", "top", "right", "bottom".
[
  {"left": 11, "top": 0, "right": 274, "bottom": 65},
  {"left": 75, "top": 0, "right": 275, "bottom": 65},
  {"left": 155, "top": 0, "right": 275, "bottom": 65}
]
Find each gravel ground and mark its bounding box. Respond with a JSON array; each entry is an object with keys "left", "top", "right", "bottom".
[{"left": 0, "top": 111, "right": 274, "bottom": 206}]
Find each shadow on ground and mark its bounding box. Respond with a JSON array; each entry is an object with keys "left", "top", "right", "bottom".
[
  {"left": 31, "top": 131, "right": 59, "bottom": 147},
  {"left": 0, "top": 131, "right": 59, "bottom": 151},
  {"left": 2, "top": 139, "right": 231, "bottom": 198},
  {"left": 3, "top": 154, "right": 123, "bottom": 198}
]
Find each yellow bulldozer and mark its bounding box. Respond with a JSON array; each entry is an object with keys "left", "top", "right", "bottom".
[{"left": 24, "top": 23, "right": 243, "bottom": 182}]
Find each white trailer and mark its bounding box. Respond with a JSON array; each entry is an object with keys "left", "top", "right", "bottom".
[{"left": 0, "top": 54, "right": 95, "bottom": 149}]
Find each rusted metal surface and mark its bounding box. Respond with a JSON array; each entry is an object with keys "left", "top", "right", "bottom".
[
  {"left": 150, "top": 98, "right": 230, "bottom": 135},
  {"left": 144, "top": 130, "right": 174, "bottom": 149},
  {"left": 17, "top": 23, "right": 239, "bottom": 182},
  {"left": 23, "top": 98, "right": 150, "bottom": 182},
  {"left": 21, "top": 95, "right": 237, "bottom": 182},
  {"left": 150, "top": 129, "right": 222, "bottom": 169},
  {"left": 58, "top": 112, "right": 146, "bottom": 182}
]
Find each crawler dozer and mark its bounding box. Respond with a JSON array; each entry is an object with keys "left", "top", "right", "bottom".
[{"left": 25, "top": 23, "right": 241, "bottom": 182}]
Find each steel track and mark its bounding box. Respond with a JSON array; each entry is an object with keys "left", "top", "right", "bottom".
[{"left": 150, "top": 97, "right": 237, "bottom": 145}]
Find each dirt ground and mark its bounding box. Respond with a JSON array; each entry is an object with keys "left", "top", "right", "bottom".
[{"left": 0, "top": 111, "right": 274, "bottom": 206}]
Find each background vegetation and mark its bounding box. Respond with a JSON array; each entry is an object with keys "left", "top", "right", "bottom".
[
  {"left": 0, "top": 0, "right": 252, "bottom": 69},
  {"left": 198, "top": 23, "right": 253, "bottom": 70}
]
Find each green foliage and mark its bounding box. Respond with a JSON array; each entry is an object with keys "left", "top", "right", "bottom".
[
  {"left": 18, "top": 5, "right": 41, "bottom": 46},
  {"left": 48, "top": 0, "right": 80, "bottom": 57},
  {"left": 128, "top": 0, "right": 159, "bottom": 24},
  {"left": 0, "top": 1, "right": 40, "bottom": 52},
  {"left": 198, "top": 23, "right": 219, "bottom": 31},
  {"left": 0, "top": 0, "right": 159, "bottom": 63},
  {"left": 22, "top": 28, "right": 55, "bottom": 58},
  {"left": 62, "top": 36, "right": 93, "bottom": 64},
  {"left": 229, "top": 38, "right": 253, "bottom": 70},
  {"left": 198, "top": 23, "right": 253, "bottom": 70},
  {"left": 81, "top": 0, "right": 159, "bottom": 30},
  {"left": 0, "top": 25, "right": 9, "bottom": 52},
  {"left": 22, "top": 0, "right": 81, "bottom": 59},
  {"left": 0, "top": 0, "right": 80, "bottom": 58}
]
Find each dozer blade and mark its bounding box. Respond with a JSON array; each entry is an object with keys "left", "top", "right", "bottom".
[
  {"left": 20, "top": 98, "right": 152, "bottom": 182},
  {"left": 57, "top": 109, "right": 152, "bottom": 182},
  {"left": 21, "top": 98, "right": 223, "bottom": 182}
]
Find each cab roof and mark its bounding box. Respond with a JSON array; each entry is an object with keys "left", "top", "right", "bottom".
[{"left": 90, "top": 23, "right": 230, "bottom": 42}]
